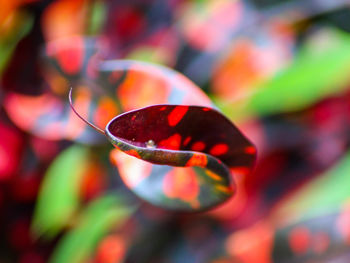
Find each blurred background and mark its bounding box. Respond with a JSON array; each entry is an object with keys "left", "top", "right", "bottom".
[{"left": 1, "top": 0, "right": 350, "bottom": 262}]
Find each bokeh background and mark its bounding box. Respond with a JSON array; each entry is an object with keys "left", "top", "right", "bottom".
[{"left": 1, "top": 0, "right": 350, "bottom": 262}]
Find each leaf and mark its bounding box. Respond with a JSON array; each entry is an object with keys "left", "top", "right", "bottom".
[
  {"left": 273, "top": 151, "right": 350, "bottom": 223},
  {"left": 67, "top": 58, "right": 256, "bottom": 211},
  {"left": 218, "top": 28, "right": 350, "bottom": 120},
  {"left": 32, "top": 145, "right": 89, "bottom": 238},
  {"left": 106, "top": 104, "right": 256, "bottom": 211},
  {"left": 49, "top": 194, "right": 135, "bottom": 263}
]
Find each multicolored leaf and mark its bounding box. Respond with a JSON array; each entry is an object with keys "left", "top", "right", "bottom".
[
  {"left": 106, "top": 105, "right": 255, "bottom": 171},
  {"left": 70, "top": 88, "right": 256, "bottom": 211},
  {"left": 106, "top": 104, "right": 256, "bottom": 211}
]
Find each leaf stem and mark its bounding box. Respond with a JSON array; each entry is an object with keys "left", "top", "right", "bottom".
[{"left": 69, "top": 87, "right": 106, "bottom": 135}]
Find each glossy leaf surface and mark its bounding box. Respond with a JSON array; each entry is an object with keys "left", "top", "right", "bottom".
[{"left": 106, "top": 104, "right": 256, "bottom": 211}]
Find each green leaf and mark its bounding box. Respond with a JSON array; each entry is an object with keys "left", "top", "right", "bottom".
[
  {"left": 49, "top": 194, "right": 135, "bottom": 263},
  {"left": 274, "top": 151, "right": 350, "bottom": 222},
  {"left": 217, "top": 28, "right": 350, "bottom": 120},
  {"left": 32, "top": 145, "right": 89, "bottom": 238},
  {"left": 250, "top": 29, "right": 350, "bottom": 114}
]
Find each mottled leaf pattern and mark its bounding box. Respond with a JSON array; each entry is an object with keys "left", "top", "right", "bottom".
[
  {"left": 93, "top": 59, "right": 256, "bottom": 211},
  {"left": 70, "top": 93, "right": 256, "bottom": 210}
]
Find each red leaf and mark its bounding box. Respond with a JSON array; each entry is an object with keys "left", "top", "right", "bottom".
[
  {"left": 75, "top": 102, "right": 257, "bottom": 211},
  {"left": 106, "top": 105, "right": 255, "bottom": 171}
]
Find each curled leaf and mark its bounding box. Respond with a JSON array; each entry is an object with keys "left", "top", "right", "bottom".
[
  {"left": 106, "top": 105, "right": 255, "bottom": 211},
  {"left": 70, "top": 88, "right": 256, "bottom": 211},
  {"left": 106, "top": 104, "right": 255, "bottom": 172}
]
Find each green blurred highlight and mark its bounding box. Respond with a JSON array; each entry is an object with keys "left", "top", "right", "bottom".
[
  {"left": 275, "top": 151, "right": 350, "bottom": 222},
  {"left": 87, "top": 0, "right": 106, "bottom": 35},
  {"left": 249, "top": 29, "right": 350, "bottom": 114},
  {"left": 126, "top": 46, "right": 170, "bottom": 65},
  {"left": 217, "top": 29, "right": 350, "bottom": 121},
  {"left": 49, "top": 194, "right": 135, "bottom": 263},
  {"left": 32, "top": 145, "right": 89, "bottom": 238}
]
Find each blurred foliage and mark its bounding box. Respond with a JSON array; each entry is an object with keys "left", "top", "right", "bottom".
[
  {"left": 87, "top": 0, "right": 106, "bottom": 36},
  {"left": 217, "top": 28, "right": 350, "bottom": 121},
  {"left": 1, "top": 0, "right": 350, "bottom": 262},
  {"left": 32, "top": 145, "right": 89, "bottom": 238},
  {"left": 275, "top": 151, "right": 350, "bottom": 222},
  {"left": 248, "top": 28, "right": 350, "bottom": 115},
  {"left": 49, "top": 194, "right": 135, "bottom": 263}
]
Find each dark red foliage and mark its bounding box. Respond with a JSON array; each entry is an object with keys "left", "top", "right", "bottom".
[
  {"left": 106, "top": 104, "right": 256, "bottom": 171},
  {"left": 105, "top": 104, "right": 256, "bottom": 211}
]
